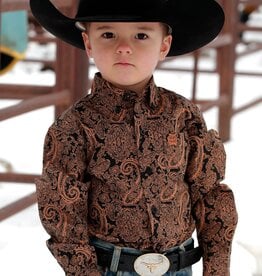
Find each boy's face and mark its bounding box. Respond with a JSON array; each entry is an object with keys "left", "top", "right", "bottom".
[{"left": 82, "top": 22, "right": 172, "bottom": 93}]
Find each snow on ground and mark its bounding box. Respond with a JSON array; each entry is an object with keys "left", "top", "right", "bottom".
[{"left": 0, "top": 42, "right": 262, "bottom": 276}]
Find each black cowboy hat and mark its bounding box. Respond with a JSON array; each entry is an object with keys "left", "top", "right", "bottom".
[{"left": 30, "top": 0, "right": 225, "bottom": 56}]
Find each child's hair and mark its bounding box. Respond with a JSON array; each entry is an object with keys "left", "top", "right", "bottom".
[
  {"left": 75, "top": 21, "right": 172, "bottom": 36},
  {"left": 162, "top": 23, "right": 172, "bottom": 35}
]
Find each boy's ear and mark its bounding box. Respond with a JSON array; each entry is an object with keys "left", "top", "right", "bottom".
[
  {"left": 160, "top": 35, "right": 172, "bottom": 61},
  {"left": 82, "top": 32, "right": 93, "bottom": 58}
]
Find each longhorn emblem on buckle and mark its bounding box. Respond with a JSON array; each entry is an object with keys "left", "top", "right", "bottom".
[{"left": 134, "top": 253, "right": 170, "bottom": 276}]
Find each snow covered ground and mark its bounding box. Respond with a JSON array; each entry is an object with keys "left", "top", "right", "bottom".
[{"left": 0, "top": 41, "right": 262, "bottom": 276}]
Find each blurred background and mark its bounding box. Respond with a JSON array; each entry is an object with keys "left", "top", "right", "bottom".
[{"left": 0, "top": 0, "right": 262, "bottom": 275}]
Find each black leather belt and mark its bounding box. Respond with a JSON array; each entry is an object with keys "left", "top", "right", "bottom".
[{"left": 92, "top": 238, "right": 203, "bottom": 272}]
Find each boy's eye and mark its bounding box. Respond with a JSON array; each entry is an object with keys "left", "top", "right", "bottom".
[
  {"left": 102, "top": 32, "right": 115, "bottom": 39},
  {"left": 135, "top": 33, "right": 148, "bottom": 40}
]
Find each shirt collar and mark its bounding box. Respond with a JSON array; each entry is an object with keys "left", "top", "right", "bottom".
[{"left": 90, "top": 72, "right": 161, "bottom": 110}]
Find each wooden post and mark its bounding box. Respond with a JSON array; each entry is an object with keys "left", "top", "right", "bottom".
[
  {"left": 54, "top": 39, "right": 89, "bottom": 117},
  {"left": 53, "top": 1, "right": 90, "bottom": 117},
  {"left": 217, "top": 0, "right": 238, "bottom": 141}
]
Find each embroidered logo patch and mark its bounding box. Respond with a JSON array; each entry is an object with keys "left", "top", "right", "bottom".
[{"left": 167, "top": 133, "right": 177, "bottom": 146}]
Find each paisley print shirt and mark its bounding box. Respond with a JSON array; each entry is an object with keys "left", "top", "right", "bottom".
[{"left": 36, "top": 73, "right": 237, "bottom": 275}]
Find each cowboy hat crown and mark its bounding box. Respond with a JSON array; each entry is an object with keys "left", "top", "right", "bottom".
[{"left": 30, "top": 0, "right": 225, "bottom": 56}]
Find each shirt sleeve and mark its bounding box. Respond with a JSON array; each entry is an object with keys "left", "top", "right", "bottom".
[
  {"left": 36, "top": 110, "right": 101, "bottom": 276},
  {"left": 185, "top": 105, "right": 238, "bottom": 276}
]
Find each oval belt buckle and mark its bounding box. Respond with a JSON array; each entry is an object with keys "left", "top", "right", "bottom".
[{"left": 134, "top": 253, "right": 170, "bottom": 276}]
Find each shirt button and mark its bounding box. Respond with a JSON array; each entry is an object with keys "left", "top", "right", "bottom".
[
  {"left": 114, "top": 106, "right": 122, "bottom": 113},
  {"left": 123, "top": 93, "right": 131, "bottom": 101}
]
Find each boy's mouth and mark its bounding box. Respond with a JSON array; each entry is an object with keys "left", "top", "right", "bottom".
[{"left": 114, "top": 61, "right": 134, "bottom": 66}]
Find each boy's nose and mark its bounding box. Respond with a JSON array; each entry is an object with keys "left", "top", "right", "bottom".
[{"left": 116, "top": 42, "right": 132, "bottom": 55}]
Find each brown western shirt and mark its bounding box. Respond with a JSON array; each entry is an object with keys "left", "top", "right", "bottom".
[{"left": 36, "top": 73, "right": 237, "bottom": 275}]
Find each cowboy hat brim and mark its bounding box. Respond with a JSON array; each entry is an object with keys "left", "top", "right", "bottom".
[{"left": 30, "top": 0, "right": 225, "bottom": 56}]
